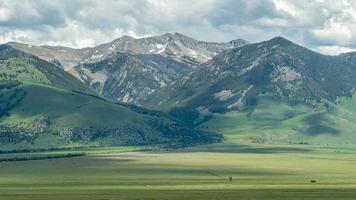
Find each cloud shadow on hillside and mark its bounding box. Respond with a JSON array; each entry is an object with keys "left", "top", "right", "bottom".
[{"left": 303, "top": 112, "right": 340, "bottom": 136}]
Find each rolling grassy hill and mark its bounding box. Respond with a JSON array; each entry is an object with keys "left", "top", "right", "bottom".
[
  {"left": 202, "top": 96, "right": 356, "bottom": 145},
  {"left": 0, "top": 45, "right": 220, "bottom": 149}
]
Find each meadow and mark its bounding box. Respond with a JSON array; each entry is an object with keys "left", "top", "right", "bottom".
[{"left": 1, "top": 143, "right": 356, "bottom": 199}]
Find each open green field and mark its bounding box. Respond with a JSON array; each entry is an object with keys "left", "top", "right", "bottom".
[{"left": 1, "top": 143, "right": 356, "bottom": 199}]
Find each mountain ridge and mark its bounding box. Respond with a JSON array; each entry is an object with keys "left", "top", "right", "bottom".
[
  {"left": 145, "top": 36, "right": 356, "bottom": 112},
  {"left": 7, "top": 32, "right": 248, "bottom": 70},
  {"left": 7, "top": 33, "right": 249, "bottom": 104}
]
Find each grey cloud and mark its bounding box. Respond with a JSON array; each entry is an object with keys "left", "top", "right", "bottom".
[
  {"left": 208, "top": 0, "right": 280, "bottom": 27},
  {"left": 0, "top": 0, "right": 94, "bottom": 28},
  {"left": 1, "top": 0, "right": 356, "bottom": 54}
]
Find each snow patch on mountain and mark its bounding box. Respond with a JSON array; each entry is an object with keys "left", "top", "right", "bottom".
[
  {"left": 188, "top": 49, "right": 198, "bottom": 56},
  {"left": 156, "top": 43, "right": 168, "bottom": 54},
  {"left": 156, "top": 44, "right": 165, "bottom": 49}
]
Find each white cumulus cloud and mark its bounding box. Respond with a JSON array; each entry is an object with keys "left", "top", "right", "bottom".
[{"left": 0, "top": 0, "right": 356, "bottom": 55}]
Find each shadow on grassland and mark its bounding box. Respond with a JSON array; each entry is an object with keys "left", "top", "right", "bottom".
[
  {"left": 159, "top": 144, "right": 312, "bottom": 154},
  {"left": 302, "top": 112, "right": 340, "bottom": 136}
]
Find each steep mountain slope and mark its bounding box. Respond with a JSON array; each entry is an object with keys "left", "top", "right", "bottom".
[
  {"left": 0, "top": 45, "right": 220, "bottom": 148},
  {"left": 73, "top": 52, "right": 191, "bottom": 105},
  {"left": 147, "top": 37, "right": 356, "bottom": 112},
  {"left": 8, "top": 33, "right": 248, "bottom": 104},
  {"left": 145, "top": 37, "right": 356, "bottom": 144}
]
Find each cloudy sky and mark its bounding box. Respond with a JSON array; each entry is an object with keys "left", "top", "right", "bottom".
[{"left": 0, "top": 0, "right": 356, "bottom": 55}]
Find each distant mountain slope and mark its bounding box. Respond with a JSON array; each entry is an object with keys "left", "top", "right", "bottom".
[
  {"left": 0, "top": 45, "right": 220, "bottom": 148},
  {"left": 97, "top": 33, "right": 248, "bottom": 65},
  {"left": 7, "top": 42, "right": 88, "bottom": 71},
  {"left": 147, "top": 37, "right": 356, "bottom": 112},
  {"left": 8, "top": 33, "right": 248, "bottom": 104},
  {"left": 8, "top": 33, "right": 248, "bottom": 70}
]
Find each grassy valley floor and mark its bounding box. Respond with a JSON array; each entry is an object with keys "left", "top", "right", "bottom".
[{"left": 1, "top": 143, "right": 356, "bottom": 199}]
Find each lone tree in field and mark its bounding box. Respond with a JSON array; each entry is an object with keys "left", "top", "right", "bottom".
[{"left": 228, "top": 176, "right": 232, "bottom": 182}]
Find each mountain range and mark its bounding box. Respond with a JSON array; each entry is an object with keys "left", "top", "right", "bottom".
[
  {"left": 147, "top": 37, "right": 356, "bottom": 111},
  {"left": 3, "top": 33, "right": 356, "bottom": 147},
  {"left": 8, "top": 33, "right": 248, "bottom": 105}
]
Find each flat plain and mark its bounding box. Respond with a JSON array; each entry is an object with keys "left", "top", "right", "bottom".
[{"left": 1, "top": 143, "right": 356, "bottom": 200}]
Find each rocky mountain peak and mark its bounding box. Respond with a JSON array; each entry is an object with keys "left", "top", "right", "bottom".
[{"left": 7, "top": 33, "right": 249, "bottom": 105}]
